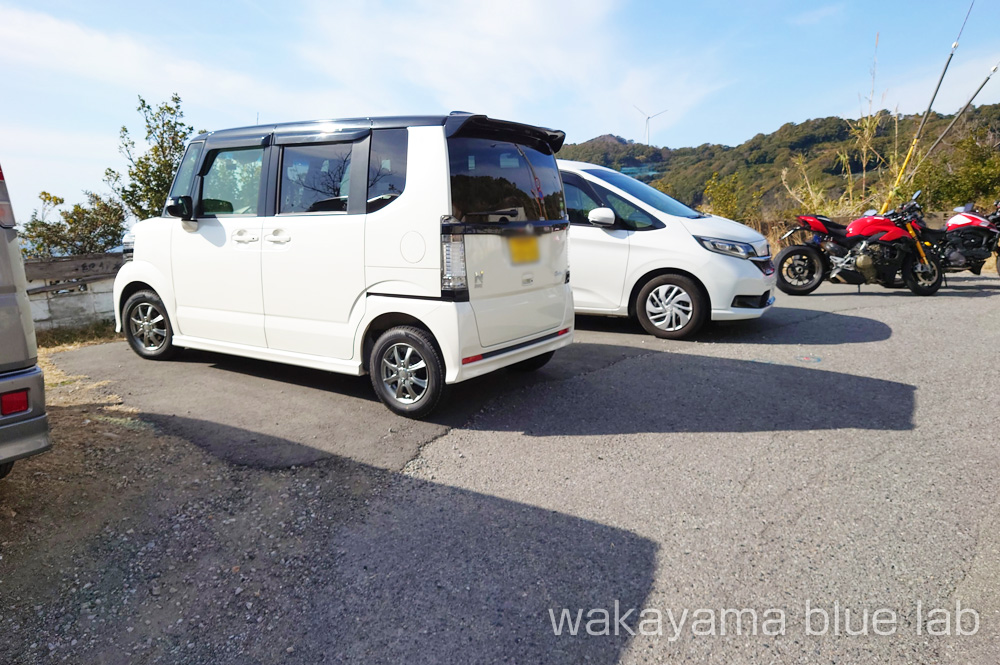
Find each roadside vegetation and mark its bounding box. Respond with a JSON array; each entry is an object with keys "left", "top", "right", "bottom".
[{"left": 19, "top": 94, "right": 197, "bottom": 258}]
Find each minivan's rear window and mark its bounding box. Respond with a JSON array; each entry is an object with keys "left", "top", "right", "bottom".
[{"left": 448, "top": 138, "right": 565, "bottom": 223}]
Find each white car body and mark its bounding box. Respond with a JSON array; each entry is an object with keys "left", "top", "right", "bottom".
[
  {"left": 114, "top": 115, "right": 574, "bottom": 416},
  {"left": 558, "top": 160, "right": 776, "bottom": 327}
]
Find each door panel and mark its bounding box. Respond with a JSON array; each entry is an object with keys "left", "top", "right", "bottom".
[
  {"left": 261, "top": 139, "right": 367, "bottom": 360},
  {"left": 261, "top": 215, "right": 366, "bottom": 359},
  {"left": 172, "top": 145, "right": 267, "bottom": 346},
  {"left": 568, "top": 225, "right": 631, "bottom": 311},
  {"left": 171, "top": 216, "right": 266, "bottom": 346}
]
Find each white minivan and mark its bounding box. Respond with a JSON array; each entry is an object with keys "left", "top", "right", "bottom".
[
  {"left": 115, "top": 114, "right": 574, "bottom": 417},
  {"left": 558, "top": 160, "right": 775, "bottom": 339}
]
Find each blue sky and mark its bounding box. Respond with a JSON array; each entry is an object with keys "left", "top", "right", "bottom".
[{"left": 1, "top": 0, "right": 999, "bottom": 221}]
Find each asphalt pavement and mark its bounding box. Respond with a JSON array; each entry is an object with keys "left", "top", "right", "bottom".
[{"left": 47, "top": 275, "right": 1000, "bottom": 663}]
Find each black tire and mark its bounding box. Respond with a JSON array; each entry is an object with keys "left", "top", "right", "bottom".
[
  {"left": 775, "top": 245, "right": 825, "bottom": 295},
  {"left": 0, "top": 462, "right": 13, "bottom": 480},
  {"left": 634, "top": 274, "right": 708, "bottom": 339},
  {"left": 509, "top": 351, "right": 555, "bottom": 372},
  {"left": 122, "top": 290, "right": 178, "bottom": 360},
  {"left": 370, "top": 326, "right": 445, "bottom": 419},
  {"left": 902, "top": 250, "right": 943, "bottom": 296}
]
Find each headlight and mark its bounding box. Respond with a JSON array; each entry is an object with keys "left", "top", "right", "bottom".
[{"left": 696, "top": 236, "right": 756, "bottom": 259}]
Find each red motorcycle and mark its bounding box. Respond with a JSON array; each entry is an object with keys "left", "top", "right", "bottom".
[
  {"left": 775, "top": 192, "right": 943, "bottom": 296},
  {"left": 915, "top": 201, "right": 1000, "bottom": 276}
]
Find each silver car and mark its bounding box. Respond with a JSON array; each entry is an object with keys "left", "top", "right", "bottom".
[{"left": 0, "top": 163, "right": 51, "bottom": 479}]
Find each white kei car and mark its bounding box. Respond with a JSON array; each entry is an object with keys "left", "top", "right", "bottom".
[{"left": 558, "top": 160, "right": 776, "bottom": 339}]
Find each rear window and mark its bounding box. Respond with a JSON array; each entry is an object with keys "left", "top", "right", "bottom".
[{"left": 448, "top": 137, "right": 565, "bottom": 223}]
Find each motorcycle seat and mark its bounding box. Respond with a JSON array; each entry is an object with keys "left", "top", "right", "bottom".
[
  {"left": 814, "top": 215, "right": 848, "bottom": 232},
  {"left": 920, "top": 226, "right": 947, "bottom": 242}
]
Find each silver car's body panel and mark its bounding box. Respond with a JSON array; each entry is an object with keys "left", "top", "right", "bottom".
[{"left": 0, "top": 213, "right": 51, "bottom": 468}]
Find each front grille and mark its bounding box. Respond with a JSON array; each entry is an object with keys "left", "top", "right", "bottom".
[{"left": 732, "top": 290, "right": 772, "bottom": 309}]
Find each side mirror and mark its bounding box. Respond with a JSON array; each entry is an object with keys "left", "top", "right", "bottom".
[
  {"left": 911, "top": 189, "right": 921, "bottom": 201},
  {"left": 588, "top": 207, "right": 616, "bottom": 227},
  {"left": 165, "top": 196, "right": 193, "bottom": 221}
]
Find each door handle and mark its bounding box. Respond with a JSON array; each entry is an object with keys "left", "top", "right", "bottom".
[
  {"left": 232, "top": 230, "right": 259, "bottom": 243},
  {"left": 264, "top": 231, "right": 291, "bottom": 244}
]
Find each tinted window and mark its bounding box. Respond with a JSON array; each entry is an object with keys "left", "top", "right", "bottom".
[
  {"left": 592, "top": 183, "right": 656, "bottom": 230},
  {"left": 564, "top": 183, "right": 600, "bottom": 226},
  {"left": 279, "top": 143, "right": 353, "bottom": 214},
  {"left": 167, "top": 141, "right": 204, "bottom": 204},
  {"left": 201, "top": 147, "right": 263, "bottom": 215},
  {"left": 448, "top": 137, "right": 565, "bottom": 223},
  {"left": 368, "top": 129, "right": 407, "bottom": 213},
  {"left": 584, "top": 168, "right": 700, "bottom": 219}
]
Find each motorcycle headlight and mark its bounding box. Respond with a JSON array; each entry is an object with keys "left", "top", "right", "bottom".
[{"left": 696, "top": 236, "right": 756, "bottom": 259}]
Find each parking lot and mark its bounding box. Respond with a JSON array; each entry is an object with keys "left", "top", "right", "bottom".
[{"left": 2, "top": 276, "right": 1000, "bottom": 664}]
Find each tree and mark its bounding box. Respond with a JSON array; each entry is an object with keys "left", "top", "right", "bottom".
[
  {"left": 701, "top": 171, "right": 763, "bottom": 224},
  {"left": 105, "top": 93, "right": 196, "bottom": 221},
  {"left": 20, "top": 191, "right": 126, "bottom": 258}
]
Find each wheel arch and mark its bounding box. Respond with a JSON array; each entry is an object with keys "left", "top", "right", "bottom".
[
  {"left": 361, "top": 312, "right": 443, "bottom": 373},
  {"left": 627, "top": 268, "right": 711, "bottom": 318}
]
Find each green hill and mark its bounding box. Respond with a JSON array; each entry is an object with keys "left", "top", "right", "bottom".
[{"left": 559, "top": 103, "right": 1000, "bottom": 214}]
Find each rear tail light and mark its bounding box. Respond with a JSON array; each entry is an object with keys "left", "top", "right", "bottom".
[
  {"left": 441, "top": 233, "right": 468, "bottom": 292},
  {"left": 0, "top": 163, "right": 15, "bottom": 229},
  {"left": 1, "top": 389, "right": 29, "bottom": 416}
]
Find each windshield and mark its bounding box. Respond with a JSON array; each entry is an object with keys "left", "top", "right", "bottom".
[
  {"left": 448, "top": 137, "right": 565, "bottom": 223},
  {"left": 583, "top": 168, "right": 701, "bottom": 219}
]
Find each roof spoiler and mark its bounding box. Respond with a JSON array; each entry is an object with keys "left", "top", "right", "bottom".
[{"left": 444, "top": 113, "right": 566, "bottom": 153}]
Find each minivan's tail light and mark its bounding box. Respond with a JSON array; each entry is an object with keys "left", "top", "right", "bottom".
[
  {"left": 1, "top": 389, "right": 29, "bottom": 416},
  {"left": 441, "top": 233, "right": 468, "bottom": 291},
  {"left": 0, "top": 163, "right": 16, "bottom": 229}
]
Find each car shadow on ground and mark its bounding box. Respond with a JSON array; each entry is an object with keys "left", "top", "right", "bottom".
[
  {"left": 41, "top": 412, "right": 659, "bottom": 665},
  {"left": 463, "top": 349, "right": 914, "bottom": 437}
]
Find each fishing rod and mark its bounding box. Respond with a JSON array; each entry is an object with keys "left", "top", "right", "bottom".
[
  {"left": 908, "top": 60, "right": 1000, "bottom": 180},
  {"left": 879, "top": 1, "right": 974, "bottom": 213}
]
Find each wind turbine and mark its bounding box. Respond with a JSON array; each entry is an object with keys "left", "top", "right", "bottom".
[{"left": 634, "top": 105, "right": 668, "bottom": 145}]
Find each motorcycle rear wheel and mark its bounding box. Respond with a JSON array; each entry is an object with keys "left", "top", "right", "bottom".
[
  {"left": 775, "top": 245, "right": 825, "bottom": 295},
  {"left": 902, "top": 251, "right": 943, "bottom": 296}
]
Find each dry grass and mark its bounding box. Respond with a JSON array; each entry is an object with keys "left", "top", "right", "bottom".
[{"left": 35, "top": 319, "right": 121, "bottom": 351}]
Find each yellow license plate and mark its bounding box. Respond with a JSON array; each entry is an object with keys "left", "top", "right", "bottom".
[{"left": 508, "top": 235, "right": 539, "bottom": 264}]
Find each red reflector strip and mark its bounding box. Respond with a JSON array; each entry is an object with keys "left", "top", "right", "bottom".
[
  {"left": 462, "top": 354, "right": 483, "bottom": 365},
  {"left": 1, "top": 389, "right": 29, "bottom": 416},
  {"left": 557, "top": 328, "right": 570, "bottom": 336}
]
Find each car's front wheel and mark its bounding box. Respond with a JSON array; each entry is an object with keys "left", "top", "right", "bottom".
[
  {"left": 123, "top": 289, "right": 178, "bottom": 360},
  {"left": 0, "top": 462, "right": 13, "bottom": 480},
  {"left": 635, "top": 274, "right": 708, "bottom": 339},
  {"left": 370, "top": 326, "right": 445, "bottom": 418}
]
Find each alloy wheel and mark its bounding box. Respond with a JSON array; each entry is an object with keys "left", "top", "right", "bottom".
[
  {"left": 782, "top": 252, "right": 820, "bottom": 286},
  {"left": 128, "top": 302, "right": 168, "bottom": 351},
  {"left": 380, "top": 343, "right": 429, "bottom": 405}
]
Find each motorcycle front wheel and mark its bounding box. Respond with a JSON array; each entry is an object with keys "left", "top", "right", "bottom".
[
  {"left": 902, "top": 251, "right": 943, "bottom": 296},
  {"left": 775, "top": 245, "right": 825, "bottom": 295}
]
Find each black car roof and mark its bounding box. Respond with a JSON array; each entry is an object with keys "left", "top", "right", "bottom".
[{"left": 192, "top": 112, "right": 566, "bottom": 152}]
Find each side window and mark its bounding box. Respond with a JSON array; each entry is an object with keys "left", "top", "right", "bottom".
[
  {"left": 367, "top": 129, "right": 407, "bottom": 213},
  {"left": 279, "top": 143, "right": 353, "bottom": 214},
  {"left": 166, "top": 141, "right": 204, "bottom": 206},
  {"left": 592, "top": 183, "right": 656, "bottom": 230},
  {"left": 564, "top": 183, "right": 600, "bottom": 226},
  {"left": 201, "top": 147, "right": 264, "bottom": 215}
]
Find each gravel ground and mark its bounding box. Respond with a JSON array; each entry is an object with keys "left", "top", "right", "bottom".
[{"left": 1, "top": 276, "right": 999, "bottom": 664}]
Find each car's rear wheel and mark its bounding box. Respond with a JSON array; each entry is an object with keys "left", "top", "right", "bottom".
[
  {"left": 123, "top": 289, "right": 178, "bottom": 360},
  {"left": 635, "top": 274, "right": 707, "bottom": 339},
  {"left": 370, "top": 326, "right": 445, "bottom": 418}
]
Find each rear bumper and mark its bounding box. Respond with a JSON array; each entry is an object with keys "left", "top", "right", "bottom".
[{"left": 0, "top": 365, "right": 51, "bottom": 465}]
